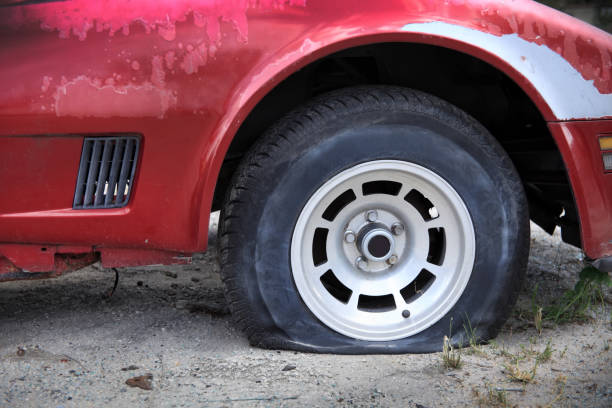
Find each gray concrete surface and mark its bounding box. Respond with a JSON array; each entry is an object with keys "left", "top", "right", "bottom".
[{"left": 0, "top": 220, "right": 610, "bottom": 407}]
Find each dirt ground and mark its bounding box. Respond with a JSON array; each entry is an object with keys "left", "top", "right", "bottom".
[{"left": 1, "top": 218, "right": 610, "bottom": 408}]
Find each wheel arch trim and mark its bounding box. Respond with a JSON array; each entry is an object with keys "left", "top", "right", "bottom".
[{"left": 196, "top": 23, "right": 604, "bottom": 253}]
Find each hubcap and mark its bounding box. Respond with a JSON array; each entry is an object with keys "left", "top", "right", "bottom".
[
  {"left": 291, "top": 160, "right": 475, "bottom": 341},
  {"left": 357, "top": 222, "right": 395, "bottom": 263}
]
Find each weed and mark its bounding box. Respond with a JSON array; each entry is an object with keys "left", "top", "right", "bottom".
[
  {"left": 473, "top": 384, "right": 511, "bottom": 408},
  {"left": 499, "top": 348, "right": 515, "bottom": 360},
  {"left": 489, "top": 388, "right": 510, "bottom": 407},
  {"left": 536, "top": 340, "right": 554, "bottom": 364},
  {"left": 490, "top": 340, "right": 516, "bottom": 360},
  {"left": 504, "top": 360, "right": 537, "bottom": 383},
  {"left": 442, "top": 335, "right": 462, "bottom": 369},
  {"left": 463, "top": 315, "right": 486, "bottom": 356},
  {"left": 544, "top": 265, "right": 611, "bottom": 324},
  {"left": 543, "top": 375, "right": 567, "bottom": 408},
  {"left": 534, "top": 306, "right": 543, "bottom": 335},
  {"left": 559, "top": 346, "right": 567, "bottom": 358}
]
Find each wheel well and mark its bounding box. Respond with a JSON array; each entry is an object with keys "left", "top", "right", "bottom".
[{"left": 213, "top": 42, "right": 580, "bottom": 247}]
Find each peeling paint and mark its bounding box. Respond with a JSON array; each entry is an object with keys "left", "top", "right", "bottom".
[
  {"left": 11, "top": 0, "right": 307, "bottom": 118},
  {"left": 53, "top": 76, "right": 176, "bottom": 118},
  {"left": 40, "top": 76, "right": 52, "bottom": 92},
  {"left": 151, "top": 56, "right": 166, "bottom": 87},
  {"left": 402, "top": 22, "right": 612, "bottom": 120},
  {"left": 164, "top": 51, "right": 177, "bottom": 70},
  {"left": 395, "top": 0, "right": 612, "bottom": 94},
  {"left": 180, "top": 43, "right": 208, "bottom": 75},
  {"left": 8, "top": 0, "right": 304, "bottom": 43}
]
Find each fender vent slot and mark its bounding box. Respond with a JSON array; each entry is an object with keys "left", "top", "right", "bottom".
[{"left": 73, "top": 135, "right": 140, "bottom": 209}]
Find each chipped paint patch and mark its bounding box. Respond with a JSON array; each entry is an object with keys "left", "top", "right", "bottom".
[
  {"left": 53, "top": 76, "right": 176, "bottom": 118},
  {"left": 40, "top": 76, "right": 52, "bottom": 92},
  {"left": 180, "top": 43, "right": 208, "bottom": 75},
  {"left": 392, "top": 1, "right": 612, "bottom": 94},
  {"left": 151, "top": 56, "right": 166, "bottom": 87},
  {"left": 9, "top": 0, "right": 305, "bottom": 43},
  {"left": 164, "top": 51, "right": 177, "bottom": 70},
  {"left": 401, "top": 22, "right": 612, "bottom": 120},
  {"left": 13, "top": 0, "right": 307, "bottom": 117}
]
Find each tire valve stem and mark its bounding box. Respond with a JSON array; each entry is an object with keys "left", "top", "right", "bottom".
[{"left": 402, "top": 310, "right": 411, "bottom": 318}]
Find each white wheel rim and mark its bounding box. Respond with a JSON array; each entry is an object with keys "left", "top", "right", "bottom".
[{"left": 290, "top": 160, "right": 476, "bottom": 341}]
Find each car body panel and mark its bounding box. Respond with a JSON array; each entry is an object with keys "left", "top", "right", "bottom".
[{"left": 0, "top": 0, "right": 611, "bottom": 276}]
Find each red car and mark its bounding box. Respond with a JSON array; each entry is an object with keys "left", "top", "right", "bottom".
[{"left": 1, "top": 0, "right": 611, "bottom": 353}]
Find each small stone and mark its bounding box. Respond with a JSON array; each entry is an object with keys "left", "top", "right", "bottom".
[
  {"left": 282, "top": 364, "right": 296, "bottom": 372},
  {"left": 121, "top": 365, "right": 139, "bottom": 371},
  {"left": 164, "top": 272, "right": 178, "bottom": 279},
  {"left": 126, "top": 374, "right": 153, "bottom": 391}
]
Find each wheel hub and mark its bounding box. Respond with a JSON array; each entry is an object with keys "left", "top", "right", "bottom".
[
  {"left": 354, "top": 221, "right": 397, "bottom": 266},
  {"left": 343, "top": 209, "right": 406, "bottom": 273},
  {"left": 360, "top": 225, "right": 394, "bottom": 261}
]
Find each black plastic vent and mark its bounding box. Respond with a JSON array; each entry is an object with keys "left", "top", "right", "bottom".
[{"left": 73, "top": 136, "right": 140, "bottom": 209}]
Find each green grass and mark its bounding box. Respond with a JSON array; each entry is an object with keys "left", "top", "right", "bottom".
[
  {"left": 527, "top": 265, "right": 611, "bottom": 328},
  {"left": 463, "top": 314, "right": 487, "bottom": 356},
  {"left": 473, "top": 384, "right": 510, "bottom": 408},
  {"left": 536, "top": 340, "right": 554, "bottom": 364},
  {"left": 543, "top": 266, "right": 611, "bottom": 324},
  {"left": 441, "top": 335, "right": 462, "bottom": 369}
]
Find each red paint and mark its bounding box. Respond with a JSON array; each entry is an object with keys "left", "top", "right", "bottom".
[
  {"left": 0, "top": 0, "right": 611, "bottom": 278},
  {"left": 0, "top": 244, "right": 98, "bottom": 278},
  {"left": 0, "top": 244, "right": 56, "bottom": 273},
  {"left": 0, "top": 253, "right": 99, "bottom": 281},
  {"left": 100, "top": 248, "right": 191, "bottom": 268},
  {"left": 3, "top": 0, "right": 608, "bottom": 93},
  {"left": 548, "top": 120, "right": 612, "bottom": 258}
]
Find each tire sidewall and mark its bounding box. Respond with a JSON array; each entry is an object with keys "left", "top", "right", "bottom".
[{"left": 234, "top": 105, "right": 526, "bottom": 352}]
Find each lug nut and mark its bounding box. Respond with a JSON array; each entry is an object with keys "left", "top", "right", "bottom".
[
  {"left": 387, "top": 255, "right": 398, "bottom": 265},
  {"left": 391, "top": 222, "right": 405, "bottom": 236},
  {"left": 365, "top": 210, "right": 378, "bottom": 222},
  {"left": 402, "top": 310, "right": 411, "bottom": 318},
  {"left": 356, "top": 256, "right": 368, "bottom": 271},
  {"left": 344, "top": 230, "right": 356, "bottom": 243}
]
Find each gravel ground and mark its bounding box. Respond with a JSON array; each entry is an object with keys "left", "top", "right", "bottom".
[{"left": 0, "top": 219, "right": 610, "bottom": 407}]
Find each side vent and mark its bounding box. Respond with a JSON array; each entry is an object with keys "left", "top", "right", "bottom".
[{"left": 73, "top": 135, "right": 140, "bottom": 209}]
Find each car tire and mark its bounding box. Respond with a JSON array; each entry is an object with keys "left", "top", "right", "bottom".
[{"left": 219, "top": 86, "right": 529, "bottom": 353}]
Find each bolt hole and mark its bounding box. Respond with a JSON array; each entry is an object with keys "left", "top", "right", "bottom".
[{"left": 367, "top": 235, "right": 391, "bottom": 258}]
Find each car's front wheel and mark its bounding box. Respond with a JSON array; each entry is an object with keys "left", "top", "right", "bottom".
[{"left": 219, "top": 86, "right": 528, "bottom": 353}]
